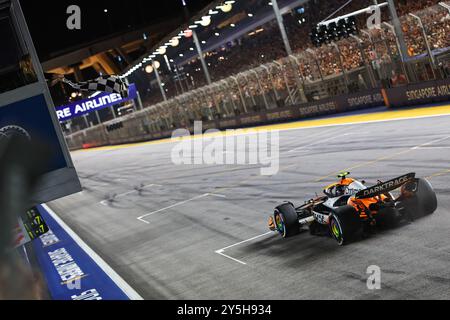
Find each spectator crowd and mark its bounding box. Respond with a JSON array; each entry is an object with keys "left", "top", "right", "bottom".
[{"left": 86, "top": 1, "right": 450, "bottom": 136}]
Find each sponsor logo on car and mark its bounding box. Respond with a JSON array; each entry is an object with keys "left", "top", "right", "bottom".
[{"left": 357, "top": 173, "right": 415, "bottom": 199}]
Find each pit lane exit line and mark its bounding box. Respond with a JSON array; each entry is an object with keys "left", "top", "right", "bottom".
[
  {"left": 215, "top": 232, "right": 274, "bottom": 266},
  {"left": 137, "top": 193, "right": 227, "bottom": 224}
]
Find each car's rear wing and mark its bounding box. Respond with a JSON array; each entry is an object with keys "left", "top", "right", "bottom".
[{"left": 355, "top": 173, "right": 416, "bottom": 199}]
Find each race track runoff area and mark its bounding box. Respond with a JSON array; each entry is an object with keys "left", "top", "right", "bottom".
[{"left": 49, "top": 105, "right": 450, "bottom": 299}]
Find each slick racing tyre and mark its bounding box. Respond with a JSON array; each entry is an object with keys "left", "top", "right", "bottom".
[
  {"left": 402, "top": 178, "right": 437, "bottom": 218},
  {"left": 329, "top": 205, "right": 361, "bottom": 246},
  {"left": 274, "top": 203, "right": 300, "bottom": 238}
]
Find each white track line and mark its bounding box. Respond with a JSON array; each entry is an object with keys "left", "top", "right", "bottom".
[
  {"left": 215, "top": 250, "right": 247, "bottom": 266},
  {"left": 215, "top": 232, "right": 274, "bottom": 266},
  {"left": 416, "top": 146, "right": 450, "bottom": 150},
  {"left": 411, "top": 135, "right": 450, "bottom": 150},
  {"left": 42, "top": 204, "right": 143, "bottom": 300},
  {"left": 137, "top": 193, "right": 227, "bottom": 224},
  {"left": 100, "top": 184, "right": 162, "bottom": 206}
]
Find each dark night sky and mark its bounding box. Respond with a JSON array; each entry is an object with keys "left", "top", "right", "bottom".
[{"left": 20, "top": 0, "right": 214, "bottom": 60}]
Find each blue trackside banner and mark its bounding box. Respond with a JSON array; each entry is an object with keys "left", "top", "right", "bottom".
[
  {"left": 32, "top": 205, "right": 132, "bottom": 300},
  {"left": 55, "top": 84, "right": 137, "bottom": 122}
]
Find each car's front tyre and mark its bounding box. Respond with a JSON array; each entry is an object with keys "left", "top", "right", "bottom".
[{"left": 274, "top": 203, "right": 300, "bottom": 238}]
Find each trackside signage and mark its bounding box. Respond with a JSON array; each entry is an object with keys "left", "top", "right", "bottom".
[
  {"left": 55, "top": 84, "right": 137, "bottom": 122},
  {"left": 32, "top": 205, "right": 132, "bottom": 300},
  {"left": 384, "top": 78, "right": 450, "bottom": 108}
]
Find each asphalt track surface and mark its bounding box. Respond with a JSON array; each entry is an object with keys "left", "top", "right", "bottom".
[{"left": 49, "top": 106, "right": 450, "bottom": 300}]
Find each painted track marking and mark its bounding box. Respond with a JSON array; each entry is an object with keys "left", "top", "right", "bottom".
[
  {"left": 215, "top": 232, "right": 274, "bottom": 266},
  {"left": 137, "top": 193, "right": 227, "bottom": 224}
]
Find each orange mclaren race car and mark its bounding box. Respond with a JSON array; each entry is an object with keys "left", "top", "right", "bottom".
[{"left": 268, "top": 172, "right": 437, "bottom": 245}]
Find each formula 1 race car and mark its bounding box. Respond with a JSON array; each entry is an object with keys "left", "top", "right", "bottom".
[{"left": 268, "top": 172, "right": 437, "bottom": 245}]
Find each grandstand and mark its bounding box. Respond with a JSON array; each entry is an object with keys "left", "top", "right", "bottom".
[{"left": 64, "top": 0, "right": 450, "bottom": 149}]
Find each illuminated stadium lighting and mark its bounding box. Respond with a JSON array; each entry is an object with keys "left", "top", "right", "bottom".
[
  {"left": 70, "top": 92, "right": 77, "bottom": 98},
  {"left": 218, "top": 2, "right": 233, "bottom": 13},
  {"left": 153, "top": 60, "right": 161, "bottom": 69},
  {"left": 170, "top": 37, "right": 180, "bottom": 47},
  {"left": 157, "top": 47, "right": 167, "bottom": 55},
  {"left": 200, "top": 16, "right": 211, "bottom": 26},
  {"left": 125, "top": 0, "right": 237, "bottom": 82},
  {"left": 145, "top": 65, "right": 154, "bottom": 74},
  {"left": 248, "top": 13, "right": 254, "bottom": 17}
]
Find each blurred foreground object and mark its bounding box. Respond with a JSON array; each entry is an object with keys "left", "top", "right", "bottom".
[{"left": 0, "top": 133, "right": 50, "bottom": 299}]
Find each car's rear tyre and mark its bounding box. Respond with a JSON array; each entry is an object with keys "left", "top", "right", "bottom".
[
  {"left": 274, "top": 203, "right": 300, "bottom": 238},
  {"left": 402, "top": 178, "right": 437, "bottom": 218},
  {"left": 329, "top": 205, "right": 361, "bottom": 246}
]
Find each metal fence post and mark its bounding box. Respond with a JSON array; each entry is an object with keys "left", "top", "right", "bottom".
[
  {"left": 241, "top": 72, "right": 258, "bottom": 108},
  {"left": 330, "top": 42, "right": 350, "bottom": 92},
  {"left": 231, "top": 76, "right": 248, "bottom": 114},
  {"left": 306, "top": 48, "right": 324, "bottom": 82},
  {"left": 382, "top": 22, "right": 411, "bottom": 83},
  {"left": 439, "top": 2, "right": 450, "bottom": 13},
  {"left": 288, "top": 55, "right": 308, "bottom": 103},
  {"left": 387, "top": 0, "right": 410, "bottom": 62},
  {"left": 261, "top": 64, "right": 280, "bottom": 102},
  {"left": 221, "top": 80, "right": 236, "bottom": 116},
  {"left": 409, "top": 13, "right": 437, "bottom": 79},
  {"left": 274, "top": 61, "right": 295, "bottom": 105},
  {"left": 350, "top": 34, "right": 377, "bottom": 88},
  {"left": 250, "top": 69, "right": 270, "bottom": 110}
]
